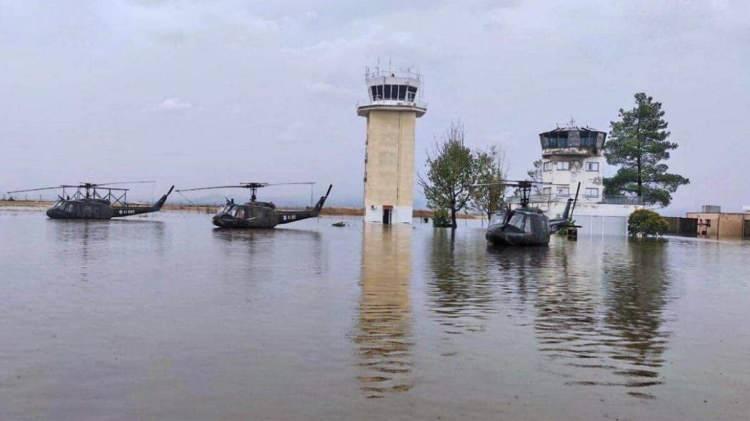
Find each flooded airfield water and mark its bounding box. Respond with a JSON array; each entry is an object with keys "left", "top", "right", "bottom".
[{"left": 1, "top": 209, "right": 749, "bottom": 420}]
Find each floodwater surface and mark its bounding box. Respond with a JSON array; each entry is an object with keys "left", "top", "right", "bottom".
[{"left": 1, "top": 209, "right": 749, "bottom": 420}]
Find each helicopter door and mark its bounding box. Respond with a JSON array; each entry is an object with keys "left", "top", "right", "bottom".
[
  {"left": 81, "top": 205, "right": 94, "bottom": 218},
  {"left": 382, "top": 206, "right": 392, "bottom": 225}
]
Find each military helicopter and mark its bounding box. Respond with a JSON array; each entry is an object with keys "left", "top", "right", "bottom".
[
  {"left": 176, "top": 182, "right": 333, "bottom": 229},
  {"left": 483, "top": 180, "right": 580, "bottom": 246},
  {"left": 7, "top": 181, "right": 174, "bottom": 220}
]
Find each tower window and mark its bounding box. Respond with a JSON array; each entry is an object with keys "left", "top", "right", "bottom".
[
  {"left": 581, "top": 135, "right": 597, "bottom": 147},
  {"left": 557, "top": 186, "right": 570, "bottom": 197},
  {"left": 543, "top": 161, "right": 553, "bottom": 171},
  {"left": 585, "top": 162, "right": 599, "bottom": 172},
  {"left": 585, "top": 188, "right": 599, "bottom": 198},
  {"left": 384, "top": 84, "right": 392, "bottom": 99},
  {"left": 407, "top": 86, "right": 417, "bottom": 102},
  {"left": 556, "top": 161, "right": 570, "bottom": 171}
]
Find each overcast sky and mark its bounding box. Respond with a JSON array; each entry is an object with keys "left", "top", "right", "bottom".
[{"left": 1, "top": 0, "right": 748, "bottom": 213}]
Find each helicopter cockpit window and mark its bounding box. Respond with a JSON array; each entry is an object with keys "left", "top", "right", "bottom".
[
  {"left": 524, "top": 216, "right": 535, "bottom": 234},
  {"left": 508, "top": 213, "right": 526, "bottom": 231},
  {"left": 64, "top": 203, "right": 75, "bottom": 212},
  {"left": 220, "top": 204, "right": 233, "bottom": 215},
  {"left": 232, "top": 207, "right": 246, "bottom": 218}
]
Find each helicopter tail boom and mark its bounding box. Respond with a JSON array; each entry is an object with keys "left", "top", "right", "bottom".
[
  {"left": 549, "top": 182, "right": 581, "bottom": 233},
  {"left": 273, "top": 184, "right": 333, "bottom": 226},
  {"left": 111, "top": 185, "right": 174, "bottom": 218}
]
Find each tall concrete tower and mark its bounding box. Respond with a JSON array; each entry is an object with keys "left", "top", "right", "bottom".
[{"left": 357, "top": 67, "right": 427, "bottom": 224}]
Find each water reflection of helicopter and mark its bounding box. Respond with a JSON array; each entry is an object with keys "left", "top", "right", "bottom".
[
  {"left": 7, "top": 181, "right": 174, "bottom": 220},
  {"left": 482, "top": 180, "right": 580, "bottom": 246},
  {"left": 176, "top": 182, "right": 332, "bottom": 229}
]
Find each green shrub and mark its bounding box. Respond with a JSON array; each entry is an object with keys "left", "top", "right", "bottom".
[
  {"left": 432, "top": 208, "right": 452, "bottom": 228},
  {"left": 628, "top": 209, "right": 669, "bottom": 237}
]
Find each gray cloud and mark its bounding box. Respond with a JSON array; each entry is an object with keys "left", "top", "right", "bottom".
[
  {"left": 1, "top": 0, "right": 748, "bottom": 212},
  {"left": 155, "top": 97, "right": 193, "bottom": 111}
]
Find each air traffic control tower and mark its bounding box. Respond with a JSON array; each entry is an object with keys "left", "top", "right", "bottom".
[{"left": 357, "top": 67, "right": 427, "bottom": 224}]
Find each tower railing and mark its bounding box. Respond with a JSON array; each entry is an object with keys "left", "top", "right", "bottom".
[{"left": 365, "top": 67, "right": 421, "bottom": 81}]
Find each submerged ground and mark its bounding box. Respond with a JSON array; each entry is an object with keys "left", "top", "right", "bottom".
[{"left": 1, "top": 209, "right": 748, "bottom": 420}]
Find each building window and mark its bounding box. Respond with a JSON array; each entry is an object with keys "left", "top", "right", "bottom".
[
  {"left": 543, "top": 161, "right": 553, "bottom": 172},
  {"left": 557, "top": 186, "right": 570, "bottom": 197},
  {"left": 542, "top": 187, "right": 552, "bottom": 197},
  {"left": 585, "top": 162, "right": 599, "bottom": 172},
  {"left": 585, "top": 187, "right": 599, "bottom": 198},
  {"left": 406, "top": 86, "right": 417, "bottom": 102},
  {"left": 580, "top": 134, "right": 598, "bottom": 148},
  {"left": 556, "top": 161, "right": 569, "bottom": 171}
]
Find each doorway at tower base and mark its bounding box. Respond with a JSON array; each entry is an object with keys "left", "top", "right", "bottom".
[{"left": 364, "top": 205, "right": 413, "bottom": 224}]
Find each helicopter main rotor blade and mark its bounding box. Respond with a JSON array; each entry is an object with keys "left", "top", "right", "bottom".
[
  {"left": 470, "top": 180, "right": 552, "bottom": 188},
  {"left": 265, "top": 182, "right": 316, "bottom": 186},
  {"left": 178, "top": 182, "right": 316, "bottom": 193},
  {"left": 176, "top": 185, "right": 249, "bottom": 192},
  {"left": 6, "top": 186, "right": 63, "bottom": 194},
  {"left": 470, "top": 182, "right": 512, "bottom": 187},
  {"left": 90, "top": 180, "right": 156, "bottom": 187}
]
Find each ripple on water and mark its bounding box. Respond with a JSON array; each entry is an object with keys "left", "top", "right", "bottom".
[{"left": 424, "top": 234, "right": 674, "bottom": 399}]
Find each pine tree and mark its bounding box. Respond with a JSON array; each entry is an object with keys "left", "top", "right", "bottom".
[{"left": 604, "top": 93, "right": 689, "bottom": 207}]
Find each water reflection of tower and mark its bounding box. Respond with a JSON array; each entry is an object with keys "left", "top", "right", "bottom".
[{"left": 354, "top": 224, "right": 413, "bottom": 398}]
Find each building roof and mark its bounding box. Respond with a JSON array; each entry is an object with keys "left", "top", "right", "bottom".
[{"left": 539, "top": 125, "right": 605, "bottom": 137}]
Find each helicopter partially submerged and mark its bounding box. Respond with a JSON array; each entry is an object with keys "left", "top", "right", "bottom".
[
  {"left": 483, "top": 180, "right": 580, "bottom": 247},
  {"left": 176, "top": 182, "right": 333, "bottom": 229},
  {"left": 7, "top": 181, "right": 174, "bottom": 220}
]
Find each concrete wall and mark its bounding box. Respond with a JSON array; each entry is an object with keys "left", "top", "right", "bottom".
[
  {"left": 687, "top": 212, "right": 747, "bottom": 239},
  {"left": 363, "top": 109, "right": 417, "bottom": 224}
]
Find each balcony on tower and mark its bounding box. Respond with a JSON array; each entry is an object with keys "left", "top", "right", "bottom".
[{"left": 357, "top": 67, "right": 427, "bottom": 117}]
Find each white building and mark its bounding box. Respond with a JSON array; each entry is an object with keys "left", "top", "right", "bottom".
[
  {"left": 357, "top": 67, "right": 427, "bottom": 224},
  {"left": 535, "top": 124, "right": 641, "bottom": 235}
]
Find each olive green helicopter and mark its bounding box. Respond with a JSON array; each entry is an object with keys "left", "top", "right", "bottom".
[
  {"left": 482, "top": 180, "right": 580, "bottom": 246},
  {"left": 7, "top": 181, "right": 173, "bottom": 220},
  {"left": 176, "top": 182, "right": 332, "bottom": 229}
]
